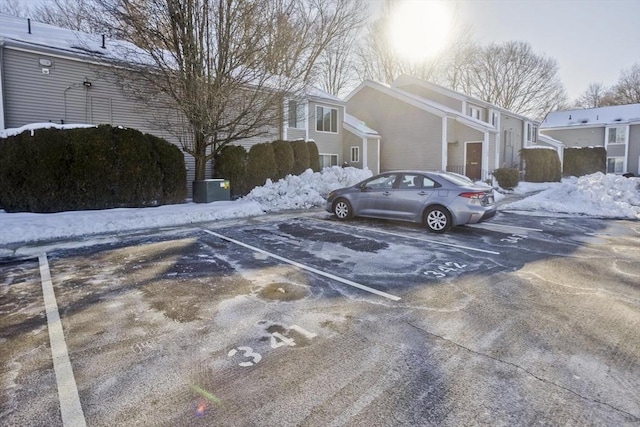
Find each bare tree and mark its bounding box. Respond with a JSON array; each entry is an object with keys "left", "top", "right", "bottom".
[
  {"left": 313, "top": 0, "right": 367, "bottom": 97},
  {"left": 0, "top": 0, "right": 30, "bottom": 16},
  {"left": 610, "top": 63, "right": 640, "bottom": 105},
  {"left": 460, "top": 41, "right": 568, "bottom": 119},
  {"left": 90, "top": 0, "right": 360, "bottom": 181},
  {"left": 574, "top": 82, "right": 610, "bottom": 109}
]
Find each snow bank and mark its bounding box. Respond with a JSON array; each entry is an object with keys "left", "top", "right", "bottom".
[
  {"left": 0, "top": 123, "right": 96, "bottom": 138},
  {"left": 243, "top": 166, "right": 372, "bottom": 211},
  {"left": 503, "top": 173, "right": 640, "bottom": 219}
]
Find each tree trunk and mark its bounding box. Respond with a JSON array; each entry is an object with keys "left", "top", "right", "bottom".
[{"left": 193, "top": 129, "right": 207, "bottom": 181}]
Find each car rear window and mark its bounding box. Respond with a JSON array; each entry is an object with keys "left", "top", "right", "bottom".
[{"left": 440, "top": 174, "right": 475, "bottom": 186}]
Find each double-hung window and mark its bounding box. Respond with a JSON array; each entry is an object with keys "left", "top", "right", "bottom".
[
  {"left": 350, "top": 146, "right": 360, "bottom": 163},
  {"left": 607, "top": 127, "right": 626, "bottom": 145},
  {"left": 607, "top": 157, "right": 624, "bottom": 173},
  {"left": 316, "top": 106, "right": 338, "bottom": 133}
]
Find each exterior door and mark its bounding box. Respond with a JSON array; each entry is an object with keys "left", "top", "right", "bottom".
[{"left": 466, "top": 142, "right": 483, "bottom": 180}]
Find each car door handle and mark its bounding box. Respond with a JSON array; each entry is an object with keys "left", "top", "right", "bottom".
[
  {"left": 418, "top": 191, "right": 429, "bottom": 196},
  {"left": 383, "top": 191, "right": 391, "bottom": 196}
]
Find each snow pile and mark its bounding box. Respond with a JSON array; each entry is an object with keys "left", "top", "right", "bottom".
[
  {"left": 0, "top": 123, "right": 96, "bottom": 138},
  {"left": 244, "top": 166, "right": 372, "bottom": 211},
  {"left": 503, "top": 173, "right": 640, "bottom": 219}
]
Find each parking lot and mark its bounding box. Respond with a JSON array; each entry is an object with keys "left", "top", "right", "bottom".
[{"left": 1, "top": 210, "right": 639, "bottom": 426}]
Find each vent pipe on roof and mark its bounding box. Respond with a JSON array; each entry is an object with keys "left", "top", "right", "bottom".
[
  {"left": 28, "top": 18, "right": 31, "bottom": 34},
  {"left": 101, "top": 35, "right": 106, "bottom": 49}
]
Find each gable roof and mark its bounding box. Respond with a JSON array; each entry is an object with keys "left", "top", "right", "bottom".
[
  {"left": 541, "top": 104, "right": 640, "bottom": 129},
  {"left": 345, "top": 80, "right": 497, "bottom": 134},
  {"left": 391, "top": 74, "right": 539, "bottom": 124}
]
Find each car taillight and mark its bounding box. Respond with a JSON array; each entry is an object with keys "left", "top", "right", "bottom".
[{"left": 459, "top": 192, "right": 485, "bottom": 199}]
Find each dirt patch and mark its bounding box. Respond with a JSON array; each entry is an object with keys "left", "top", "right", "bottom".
[{"left": 258, "top": 282, "right": 309, "bottom": 301}]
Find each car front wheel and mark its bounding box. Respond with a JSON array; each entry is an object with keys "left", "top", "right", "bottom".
[
  {"left": 425, "top": 206, "right": 451, "bottom": 233},
  {"left": 333, "top": 199, "right": 353, "bottom": 220}
]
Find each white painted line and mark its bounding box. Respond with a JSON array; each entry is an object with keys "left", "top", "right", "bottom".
[
  {"left": 308, "top": 219, "right": 500, "bottom": 255},
  {"left": 38, "top": 254, "right": 87, "bottom": 427},
  {"left": 202, "top": 229, "right": 401, "bottom": 301},
  {"left": 470, "top": 223, "right": 543, "bottom": 233}
]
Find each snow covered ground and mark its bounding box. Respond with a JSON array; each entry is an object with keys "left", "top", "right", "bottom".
[{"left": 0, "top": 168, "right": 638, "bottom": 247}]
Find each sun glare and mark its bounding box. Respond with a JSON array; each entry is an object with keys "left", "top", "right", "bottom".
[{"left": 389, "top": 1, "right": 452, "bottom": 62}]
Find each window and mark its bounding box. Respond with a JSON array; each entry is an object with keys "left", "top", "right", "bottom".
[
  {"left": 319, "top": 154, "right": 338, "bottom": 169},
  {"left": 288, "top": 101, "right": 305, "bottom": 129},
  {"left": 398, "top": 174, "right": 438, "bottom": 189},
  {"left": 316, "top": 106, "right": 338, "bottom": 133},
  {"left": 527, "top": 123, "right": 538, "bottom": 143},
  {"left": 469, "top": 107, "right": 480, "bottom": 120},
  {"left": 607, "top": 157, "right": 624, "bottom": 173},
  {"left": 607, "top": 127, "right": 626, "bottom": 144},
  {"left": 491, "top": 111, "right": 498, "bottom": 128},
  {"left": 364, "top": 174, "right": 398, "bottom": 190},
  {"left": 350, "top": 146, "right": 360, "bottom": 163}
]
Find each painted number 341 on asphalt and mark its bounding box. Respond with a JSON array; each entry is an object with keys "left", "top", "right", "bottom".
[{"left": 424, "top": 261, "right": 467, "bottom": 278}]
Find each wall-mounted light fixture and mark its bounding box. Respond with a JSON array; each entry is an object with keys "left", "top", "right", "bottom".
[{"left": 83, "top": 80, "right": 92, "bottom": 88}]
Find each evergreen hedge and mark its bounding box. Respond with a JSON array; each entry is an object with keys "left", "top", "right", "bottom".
[
  {"left": 0, "top": 125, "right": 186, "bottom": 213},
  {"left": 521, "top": 148, "right": 561, "bottom": 182},
  {"left": 493, "top": 168, "right": 520, "bottom": 190},
  {"left": 291, "top": 140, "right": 310, "bottom": 175},
  {"left": 307, "top": 141, "right": 320, "bottom": 172},
  {"left": 272, "top": 140, "right": 295, "bottom": 179},
  {"left": 563, "top": 147, "right": 606, "bottom": 177},
  {"left": 214, "top": 144, "right": 248, "bottom": 198},
  {"left": 246, "top": 142, "right": 278, "bottom": 190}
]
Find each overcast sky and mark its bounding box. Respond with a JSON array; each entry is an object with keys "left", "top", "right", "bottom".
[{"left": 11, "top": 0, "right": 640, "bottom": 101}]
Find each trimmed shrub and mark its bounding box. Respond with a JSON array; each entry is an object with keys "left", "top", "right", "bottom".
[
  {"left": 307, "top": 141, "right": 320, "bottom": 172},
  {"left": 0, "top": 125, "right": 186, "bottom": 213},
  {"left": 563, "top": 147, "right": 606, "bottom": 177},
  {"left": 246, "top": 142, "right": 278, "bottom": 190},
  {"left": 493, "top": 168, "right": 520, "bottom": 190},
  {"left": 290, "top": 139, "right": 310, "bottom": 175},
  {"left": 214, "top": 144, "right": 249, "bottom": 198},
  {"left": 272, "top": 140, "right": 295, "bottom": 179},
  {"left": 521, "top": 148, "right": 561, "bottom": 182}
]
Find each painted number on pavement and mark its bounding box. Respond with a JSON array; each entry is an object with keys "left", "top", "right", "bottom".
[
  {"left": 424, "top": 261, "right": 467, "bottom": 278},
  {"left": 228, "top": 325, "right": 317, "bottom": 367}
]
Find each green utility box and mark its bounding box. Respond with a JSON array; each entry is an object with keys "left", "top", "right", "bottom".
[{"left": 192, "top": 179, "right": 231, "bottom": 203}]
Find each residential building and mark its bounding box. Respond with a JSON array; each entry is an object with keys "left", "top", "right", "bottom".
[
  {"left": 0, "top": 14, "right": 376, "bottom": 196},
  {"left": 540, "top": 104, "right": 640, "bottom": 175}
]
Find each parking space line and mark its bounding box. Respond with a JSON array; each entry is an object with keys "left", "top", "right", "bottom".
[
  {"left": 470, "top": 223, "right": 543, "bottom": 233},
  {"left": 38, "top": 253, "right": 87, "bottom": 427},
  {"left": 202, "top": 229, "right": 401, "bottom": 301},
  {"left": 306, "top": 219, "right": 500, "bottom": 255}
]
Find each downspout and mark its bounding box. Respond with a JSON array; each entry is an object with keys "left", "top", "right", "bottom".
[
  {"left": 304, "top": 101, "right": 309, "bottom": 141},
  {"left": 0, "top": 39, "right": 6, "bottom": 130},
  {"left": 282, "top": 99, "right": 288, "bottom": 140}
]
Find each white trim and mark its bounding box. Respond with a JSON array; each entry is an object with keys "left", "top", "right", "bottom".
[
  {"left": 304, "top": 101, "right": 309, "bottom": 140},
  {"left": 494, "top": 112, "right": 501, "bottom": 170},
  {"left": 282, "top": 99, "right": 288, "bottom": 140},
  {"left": 441, "top": 116, "right": 448, "bottom": 171},
  {"left": 361, "top": 136, "right": 368, "bottom": 170},
  {"left": 483, "top": 132, "right": 489, "bottom": 181},
  {"left": 0, "top": 41, "right": 5, "bottom": 130}
]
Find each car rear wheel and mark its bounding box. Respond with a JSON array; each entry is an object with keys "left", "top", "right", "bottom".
[
  {"left": 425, "top": 206, "right": 451, "bottom": 233},
  {"left": 333, "top": 199, "right": 353, "bottom": 220}
]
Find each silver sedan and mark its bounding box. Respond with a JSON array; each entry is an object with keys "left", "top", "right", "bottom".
[{"left": 326, "top": 171, "right": 497, "bottom": 233}]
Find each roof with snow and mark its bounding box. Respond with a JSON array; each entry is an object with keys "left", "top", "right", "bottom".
[
  {"left": 541, "top": 104, "right": 640, "bottom": 128},
  {"left": 0, "top": 13, "right": 139, "bottom": 61},
  {"left": 343, "top": 113, "right": 379, "bottom": 137}
]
